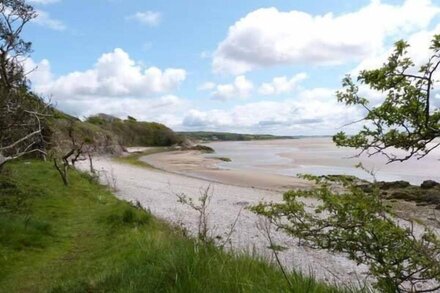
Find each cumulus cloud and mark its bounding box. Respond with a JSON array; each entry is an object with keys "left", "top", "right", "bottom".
[
  {"left": 26, "top": 58, "right": 53, "bottom": 86},
  {"left": 27, "top": 49, "right": 188, "bottom": 121},
  {"left": 211, "top": 75, "right": 254, "bottom": 100},
  {"left": 30, "top": 48, "right": 186, "bottom": 99},
  {"left": 127, "top": 11, "right": 161, "bottom": 26},
  {"left": 182, "top": 88, "right": 363, "bottom": 135},
  {"left": 32, "top": 9, "right": 66, "bottom": 31},
  {"left": 259, "top": 73, "right": 307, "bottom": 96},
  {"left": 345, "top": 23, "right": 440, "bottom": 110},
  {"left": 213, "top": 0, "right": 440, "bottom": 74},
  {"left": 57, "top": 95, "right": 186, "bottom": 126},
  {"left": 353, "top": 24, "right": 440, "bottom": 75}
]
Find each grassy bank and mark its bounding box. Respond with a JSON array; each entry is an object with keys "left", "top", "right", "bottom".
[
  {"left": 114, "top": 147, "right": 168, "bottom": 168},
  {"left": 0, "top": 160, "right": 345, "bottom": 292}
]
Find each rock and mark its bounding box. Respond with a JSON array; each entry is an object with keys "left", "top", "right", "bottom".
[
  {"left": 234, "top": 201, "right": 250, "bottom": 207},
  {"left": 421, "top": 191, "right": 440, "bottom": 205},
  {"left": 378, "top": 180, "right": 410, "bottom": 190},
  {"left": 390, "top": 191, "right": 414, "bottom": 201},
  {"left": 182, "top": 144, "right": 215, "bottom": 153},
  {"left": 421, "top": 180, "right": 439, "bottom": 189},
  {"left": 179, "top": 138, "right": 193, "bottom": 149},
  {"left": 357, "top": 183, "right": 373, "bottom": 193}
]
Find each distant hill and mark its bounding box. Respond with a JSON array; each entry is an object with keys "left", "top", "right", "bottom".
[{"left": 178, "top": 131, "right": 296, "bottom": 142}]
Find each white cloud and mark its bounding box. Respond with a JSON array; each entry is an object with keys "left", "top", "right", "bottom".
[
  {"left": 57, "top": 95, "right": 186, "bottom": 126},
  {"left": 212, "top": 75, "right": 254, "bottom": 100},
  {"left": 259, "top": 73, "right": 307, "bottom": 96},
  {"left": 213, "top": 0, "right": 440, "bottom": 74},
  {"left": 29, "top": 0, "right": 60, "bottom": 4},
  {"left": 353, "top": 24, "right": 440, "bottom": 74},
  {"left": 197, "top": 82, "right": 216, "bottom": 91},
  {"left": 30, "top": 48, "right": 186, "bottom": 99},
  {"left": 127, "top": 11, "right": 161, "bottom": 26},
  {"left": 27, "top": 49, "right": 187, "bottom": 120},
  {"left": 27, "top": 48, "right": 367, "bottom": 134},
  {"left": 32, "top": 9, "right": 66, "bottom": 31},
  {"left": 26, "top": 58, "right": 53, "bottom": 87},
  {"left": 182, "top": 88, "right": 363, "bottom": 135},
  {"left": 345, "top": 23, "right": 440, "bottom": 110}
]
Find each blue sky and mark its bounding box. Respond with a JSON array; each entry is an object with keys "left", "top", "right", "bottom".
[{"left": 26, "top": 0, "right": 440, "bottom": 135}]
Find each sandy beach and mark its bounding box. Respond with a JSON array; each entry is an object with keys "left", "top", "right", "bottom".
[
  {"left": 77, "top": 155, "right": 370, "bottom": 287},
  {"left": 141, "top": 145, "right": 440, "bottom": 229},
  {"left": 75, "top": 143, "right": 440, "bottom": 289},
  {"left": 141, "top": 150, "right": 312, "bottom": 192}
]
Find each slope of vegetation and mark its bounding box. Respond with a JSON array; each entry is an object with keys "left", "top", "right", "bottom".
[
  {"left": 0, "top": 161, "right": 344, "bottom": 293},
  {"left": 87, "top": 114, "right": 181, "bottom": 147},
  {"left": 26, "top": 110, "right": 182, "bottom": 157},
  {"left": 48, "top": 111, "right": 122, "bottom": 155},
  {"left": 178, "top": 131, "right": 296, "bottom": 142}
]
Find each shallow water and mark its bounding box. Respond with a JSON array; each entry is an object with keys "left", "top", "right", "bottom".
[{"left": 206, "top": 138, "right": 440, "bottom": 185}]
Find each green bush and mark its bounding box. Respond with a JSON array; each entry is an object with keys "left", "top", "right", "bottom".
[
  {"left": 85, "top": 114, "right": 180, "bottom": 147},
  {"left": 251, "top": 175, "right": 440, "bottom": 292},
  {"left": 106, "top": 207, "right": 151, "bottom": 227}
]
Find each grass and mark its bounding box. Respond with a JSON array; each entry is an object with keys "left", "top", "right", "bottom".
[
  {"left": 114, "top": 147, "right": 168, "bottom": 168},
  {"left": 0, "top": 160, "right": 349, "bottom": 293}
]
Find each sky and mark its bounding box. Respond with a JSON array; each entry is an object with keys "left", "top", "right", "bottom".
[{"left": 24, "top": 0, "right": 440, "bottom": 135}]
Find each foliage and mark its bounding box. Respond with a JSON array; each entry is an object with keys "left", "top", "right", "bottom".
[
  {"left": 183, "top": 144, "right": 215, "bottom": 153},
  {"left": 0, "top": 0, "right": 36, "bottom": 90},
  {"left": 86, "top": 114, "right": 180, "bottom": 147},
  {"left": 51, "top": 120, "right": 99, "bottom": 186},
  {"left": 48, "top": 117, "right": 121, "bottom": 157},
  {"left": 0, "top": 161, "right": 344, "bottom": 293},
  {"left": 175, "top": 186, "right": 213, "bottom": 244},
  {"left": 0, "top": 90, "right": 50, "bottom": 166},
  {"left": 251, "top": 175, "right": 440, "bottom": 292},
  {"left": 334, "top": 35, "right": 440, "bottom": 162},
  {"left": 0, "top": 1, "right": 50, "bottom": 167}
]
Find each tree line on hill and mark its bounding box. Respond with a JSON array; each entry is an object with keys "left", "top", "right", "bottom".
[{"left": 177, "top": 131, "right": 296, "bottom": 142}]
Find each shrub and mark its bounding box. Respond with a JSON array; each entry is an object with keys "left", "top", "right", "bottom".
[
  {"left": 106, "top": 207, "right": 151, "bottom": 227},
  {"left": 184, "top": 145, "right": 215, "bottom": 153},
  {"left": 85, "top": 114, "right": 180, "bottom": 147},
  {"left": 251, "top": 175, "right": 440, "bottom": 292}
]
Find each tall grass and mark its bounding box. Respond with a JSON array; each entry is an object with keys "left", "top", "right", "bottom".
[{"left": 0, "top": 161, "right": 347, "bottom": 292}]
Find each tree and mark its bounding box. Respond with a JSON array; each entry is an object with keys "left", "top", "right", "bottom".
[
  {"left": 53, "top": 121, "right": 94, "bottom": 186},
  {"left": 0, "top": 0, "right": 36, "bottom": 90},
  {"left": 0, "top": 1, "right": 48, "bottom": 168},
  {"left": 0, "top": 89, "right": 49, "bottom": 167},
  {"left": 251, "top": 175, "right": 440, "bottom": 292},
  {"left": 334, "top": 35, "right": 440, "bottom": 162}
]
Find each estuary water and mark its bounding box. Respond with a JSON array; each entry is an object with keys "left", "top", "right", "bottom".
[{"left": 206, "top": 137, "right": 440, "bottom": 185}]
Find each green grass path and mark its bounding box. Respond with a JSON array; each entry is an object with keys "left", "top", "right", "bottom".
[{"left": 0, "top": 161, "right": 344, "bottom": 292}]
